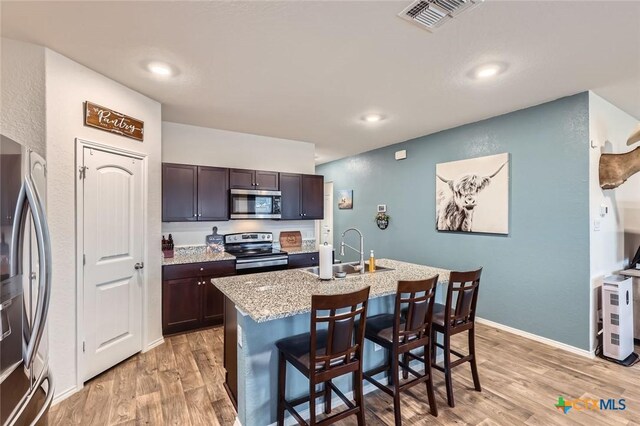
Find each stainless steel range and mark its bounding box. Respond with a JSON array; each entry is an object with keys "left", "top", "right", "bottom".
[{"left": 224, "top": 232, "right": 288, "bottom": 274}]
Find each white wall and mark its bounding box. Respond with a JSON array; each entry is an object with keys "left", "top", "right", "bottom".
[
  {"left": 588, "top": 91, "right": 640, "bottom": 351},
  {"left": 162, "top": 122, "right": 317, "bottom": 245},
  {"left": 1, "top": 38, "right": 46, "bottom": 155},
  {"left": 45, "top": 49, "right": 162, "bottom": 398}
]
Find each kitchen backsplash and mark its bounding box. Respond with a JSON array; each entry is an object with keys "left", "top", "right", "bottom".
[{"left": 161, "top": 220, "right": 317, "bottom": 246}]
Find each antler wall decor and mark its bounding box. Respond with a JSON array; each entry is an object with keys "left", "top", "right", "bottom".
[{"left": 599, "top": 124, "right": 640, "bottom": 190}]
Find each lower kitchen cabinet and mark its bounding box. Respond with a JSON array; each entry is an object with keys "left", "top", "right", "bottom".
[
  {"left": 162, "top": 260, "right": 235, "bottom": 335},
  {"left": 288, "top": 252, "right": 320, "bottom": 269}
]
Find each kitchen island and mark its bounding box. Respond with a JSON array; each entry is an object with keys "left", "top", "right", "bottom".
[{"left": 212, "top": 259, "right": 450, "bottom": 426}]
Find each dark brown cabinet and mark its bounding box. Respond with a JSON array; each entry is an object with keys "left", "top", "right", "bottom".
[
  {"left": 162, "top": 163, "right": 198, "bottom": 222},
  {"left": 280, "top": 173, "right": 324, "bottom": 220},
  {"left": 162, "top": 163, "right": 229, "bottom": 222},
  {"left": 288, "top": 252, "right": 320, "bottom": 269},
  {"left": 197, "top": 166, "right": 229, "bottom": 221},
  {"left": 162, "top": 260, "right": 235, "bottom": 335},
  {"left": 230, "top": 168, "right": 279, "bottom": 190}
]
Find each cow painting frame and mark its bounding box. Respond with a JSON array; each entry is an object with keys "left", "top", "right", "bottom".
[{"left": 435, "top": 153, "right": 509, "bottom": 235}]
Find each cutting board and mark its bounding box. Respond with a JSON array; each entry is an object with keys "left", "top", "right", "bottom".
[{"left": 279, "top": 231, "right": 302, "bottom": 249}]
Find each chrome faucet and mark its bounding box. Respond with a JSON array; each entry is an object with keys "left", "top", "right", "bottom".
[{"left": 340, "top": 228, "right": 365, "bottom": 274}]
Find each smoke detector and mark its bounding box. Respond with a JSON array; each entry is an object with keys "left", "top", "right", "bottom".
[{"left": 398, "top": 0, "right": 484, "bottom": 32}]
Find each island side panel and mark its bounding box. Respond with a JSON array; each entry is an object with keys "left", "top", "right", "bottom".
[{"left": 223, "top": 296, "right": 238, "bottom": 408}]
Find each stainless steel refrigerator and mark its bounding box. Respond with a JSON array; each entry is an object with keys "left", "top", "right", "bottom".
[{"left": 0, "top": 135, "right": 53, "bottom": 425}]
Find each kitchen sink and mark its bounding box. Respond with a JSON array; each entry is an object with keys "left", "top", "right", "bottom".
[{"left": 303, "top": 262, "right": 394, "bottom": 277}]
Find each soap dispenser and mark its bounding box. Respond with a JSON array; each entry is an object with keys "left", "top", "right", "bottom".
[{"left": 369, "top": 250, "right": 376, "bottom": 272}]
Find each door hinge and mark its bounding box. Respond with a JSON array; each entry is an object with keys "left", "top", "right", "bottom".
[
  {"left": 82, "top": 341, "right": 86, "bottom": 353},
  {"left": 79, "top": 166, "right": 88, "bottom": 179}
]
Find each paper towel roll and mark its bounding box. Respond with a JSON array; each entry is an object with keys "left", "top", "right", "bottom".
[{"left": 319, "top": 244, "right": 333, "bottom": 280}]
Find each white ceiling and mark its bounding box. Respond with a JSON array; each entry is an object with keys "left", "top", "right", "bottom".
[{"left": 2, "top": 1, "right": 639, "bottom": 164}]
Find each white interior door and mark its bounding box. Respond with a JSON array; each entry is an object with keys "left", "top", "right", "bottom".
[
  {"left": 318, "top": 182, "right": 333, "bottom": 245},
  {"left": 82, "top": 147, "right": 143, "bottom": 380}
]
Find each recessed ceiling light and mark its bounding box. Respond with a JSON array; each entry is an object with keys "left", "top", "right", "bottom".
[
  {"left": 470, "top": 63, "right": 507, "bottom": 80},
  {"left": 362, "top": 113, "right": 385, "bottom": 123},
  {"left": 147, "top": 61, "right": 174, "bottom": 77}
]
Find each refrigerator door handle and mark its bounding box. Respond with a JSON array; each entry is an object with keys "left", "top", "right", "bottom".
[
  {"left": 9, "top": 180, "right": 28, "bottom": 278},
  {"left": 21, "top": 175, "right": 52, "bottom": 369}
]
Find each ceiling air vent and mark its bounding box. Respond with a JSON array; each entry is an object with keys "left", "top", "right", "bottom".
[{"left": 398, "top": 0, "right": 484, "bottom": 32}]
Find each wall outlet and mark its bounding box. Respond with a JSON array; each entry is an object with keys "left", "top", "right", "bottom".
[
  {"left": 237, "top": 324, "right": 243, "bottom": 348},
  {"left": 593, "top": 219, "right": 601, "bottom": 232},
  {"left": 374, "top": 343, "right": 382, "bottom": 352}
]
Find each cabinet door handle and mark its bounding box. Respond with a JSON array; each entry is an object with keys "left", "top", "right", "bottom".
[
  {"left": 198, "top": 213, "right": 202, "bottom": 217},
  {"left": 197, "top": 281, "right": 201, "bottom": 286},
  {"left": 256, "top": 182, "right": 259, "bottom": 186},
  {"left": 193, "top": 214, "right": 197, "bottom": 217}
]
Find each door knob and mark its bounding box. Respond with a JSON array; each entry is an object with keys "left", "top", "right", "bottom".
[{"left": 134, "top": 262, "right": 144, "bottom": 270}]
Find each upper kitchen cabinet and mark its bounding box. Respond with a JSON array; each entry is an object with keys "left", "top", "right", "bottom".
[
  {"left": 162, "top": 163, "right": 198, "bottom": 221},
  {"left": 198, "top": 166, "right": 229, "bottom": 221},
  {"left": 230, "top": 168, "right": 279, "bottom": 191},
  {"left": 162, "top": 163, "right": 229, "bottom": 222},
  {"left": 280, "top": 173, "right": 324, "bottom": 220}
]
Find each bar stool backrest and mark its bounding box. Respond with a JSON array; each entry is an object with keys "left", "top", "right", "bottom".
[
  {"left": 445, "top": 268, "right": 482, "bottom": 329},
  {"left": 394, "top": 276, "right": 438, "bottom": 349},
  {"left": 310, "top": 286, "right": 371, "bottom": 371}
]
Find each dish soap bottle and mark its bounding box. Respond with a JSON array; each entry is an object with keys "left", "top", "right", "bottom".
[{"left": 369, "top": 250, "right": 376, "bottom": 272}]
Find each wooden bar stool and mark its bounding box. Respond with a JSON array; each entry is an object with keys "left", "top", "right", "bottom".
[
  {"left": 431, "top": 268, "right": 482, "bottom": 408},
  {"left": 276, "top": 286, "right": 370, "bottom": 426},
  {"left": 362, "top": 277, "right": 439, "bottom": 425}
]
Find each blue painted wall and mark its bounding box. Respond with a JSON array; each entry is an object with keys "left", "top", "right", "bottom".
[{"left": 318, "top": 93, "right": 590, "bottom": 350}]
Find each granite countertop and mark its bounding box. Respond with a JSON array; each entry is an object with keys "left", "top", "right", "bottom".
[
  {"left": 162, "top": 246, "right": 235, "bottom": 266},
  {"left": 211, "top": 259, "right": 450, "bottom": 323}
]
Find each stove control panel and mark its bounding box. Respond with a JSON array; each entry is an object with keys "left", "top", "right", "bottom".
[{"left": 225, "top": 232, "right": 273, "bottom": 244}]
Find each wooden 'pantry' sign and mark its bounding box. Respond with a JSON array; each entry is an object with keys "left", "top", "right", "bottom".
[{"left": 84, "top": 101, "right": 144, "bottom": 141}]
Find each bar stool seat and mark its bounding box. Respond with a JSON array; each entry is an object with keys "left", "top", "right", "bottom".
[
  {"left": 363, "top": 314, "right": 404, "bottom": 344},
  {"left": 431, "top": 303, "right": 445, "bottom": 326},
  {"left": 276, "top": 330, "right": 355, "bottom": 374}
]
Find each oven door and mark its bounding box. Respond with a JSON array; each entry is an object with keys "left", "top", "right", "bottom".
[
  {"left": 235, "top": 255, "right": 289, "bottom": 274},
  {"left": 230, "top": 189, "right": 281, "bottom": 219}
]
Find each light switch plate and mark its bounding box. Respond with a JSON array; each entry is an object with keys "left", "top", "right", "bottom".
[{"left": 594, "top": 219, "right": 601, "bottom": 231}]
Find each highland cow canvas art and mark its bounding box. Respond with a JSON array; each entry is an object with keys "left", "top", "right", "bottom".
[{"left": 436, "top": 153, "right": 509, "bottom": 234}]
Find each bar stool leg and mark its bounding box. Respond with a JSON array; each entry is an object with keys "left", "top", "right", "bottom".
[
  {"left": 387, "top": 349, "right": 394, "bottom": 387},
  {"left": 353, "top": 369, "right": 365, "bottom": 426},
  {"left": 424, "top": 343, "right": 438, "bottom": 417},
  {"left": 469, "top": 327, "right": 482, "bottom": 392},
  {"left": 324, "top": 380, "right": 332, "bottom": 414},
  {"left": 391, "top": 351, "right": 402, "bottom": 426},
  {"left": 309, "top": 381, "right": 317, "bottom": 425},
  {"left": 443, "top": 333, "right": 455, "bottom": 408},
  {"left": 402, "top": 353, "right": 409, "bottom": 379},
  {"left": 277, "top": 352, "right": 286, "bottom": 426}
]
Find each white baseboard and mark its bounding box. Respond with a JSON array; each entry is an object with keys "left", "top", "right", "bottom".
[
  {"left": 476, "top": 317, "right": 595, "bottom": 359},
  {"left": 52, "top": 384, "right": 79, "bottom": 406},
  {"left": 143, "top": 337, "right": 165, "bottom": 352}
]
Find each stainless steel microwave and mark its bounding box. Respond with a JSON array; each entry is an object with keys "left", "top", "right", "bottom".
[{"left": 230, "top": 189, "right": 282, "bottom": 219}]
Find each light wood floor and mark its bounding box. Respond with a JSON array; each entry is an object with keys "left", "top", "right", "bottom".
[{"left": 49, "top": 323, "right": 640, "bottom": 425}]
